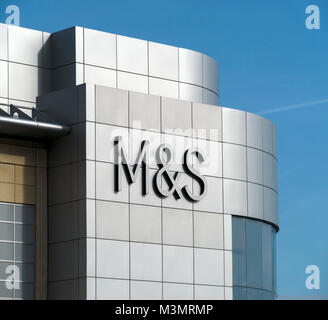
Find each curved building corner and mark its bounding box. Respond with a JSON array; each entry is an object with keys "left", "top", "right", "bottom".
[{"left": 0, "top": 23, "right": 278, "bottom": 300}]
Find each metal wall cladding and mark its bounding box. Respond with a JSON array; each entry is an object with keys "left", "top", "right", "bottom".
[
  {"left": 0, "top": 23, "right": 278, "bottom": 301},
  {"left": 0, "top": 24, "right": 219, "bottom": 108},
  {"left": 39, "top": 84, "right": 278, "bottom": 300}
]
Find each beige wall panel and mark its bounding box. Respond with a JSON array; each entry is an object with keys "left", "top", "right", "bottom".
[
  {"left": 15, "top": 166, "right": 36, "bottom": 186},
  {"left": 0, "top": 163, "right": 14, "bottom": 183},
  {"left": 0, "top": 144, "right": 36, "bottom": 166},
  {"left": 15, "top": 184, "right": 36, "bottom": 205},
  {"left": 0, "top": 182, "right": 14, "bottom": 202}
]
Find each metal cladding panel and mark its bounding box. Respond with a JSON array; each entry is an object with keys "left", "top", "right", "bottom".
[{"left": 39, "top": 84, "right": 277, "bottom": 300}]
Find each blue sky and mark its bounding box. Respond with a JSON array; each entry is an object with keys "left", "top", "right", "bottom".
[{"left": 1, "top": 0, "right": 327, "bottom": 299}]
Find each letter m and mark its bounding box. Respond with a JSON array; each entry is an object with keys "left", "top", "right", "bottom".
[{"left": 114, "top": 136, "right": 149, "bottom": 194}]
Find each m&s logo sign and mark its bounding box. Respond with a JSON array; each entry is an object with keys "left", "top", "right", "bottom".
[{"left": 114, "top": 136, "right": 207, "bottom": 202}]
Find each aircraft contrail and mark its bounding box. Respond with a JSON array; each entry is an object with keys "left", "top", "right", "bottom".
[{"left": 257, "top": 99, "right": 328, "bottom": 115}]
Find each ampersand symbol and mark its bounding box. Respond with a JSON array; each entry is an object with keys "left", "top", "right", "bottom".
[{"left": 155, "top": 144, "right": 183, "bottom": 199}]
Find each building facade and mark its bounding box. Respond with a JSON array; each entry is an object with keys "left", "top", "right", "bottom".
[{"left": 0, "top": 23, "right": 278, "bottom": 300}]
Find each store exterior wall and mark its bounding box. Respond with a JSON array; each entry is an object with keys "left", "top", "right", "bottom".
[
  {"left": 38, "top": 83, "right": 278, "bottom": 300},
  {"left": 0, "top": 23, "right": 278, "bottom": 300}
]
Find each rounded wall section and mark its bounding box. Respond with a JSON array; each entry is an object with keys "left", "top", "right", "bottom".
[
  {"left": 0, "top": 23, "right": 220, "bottom": 115},
  {"left": 177, "top": 48, "right": 219, "bottom": 105},
  {"left": 221, "top": 107, "right": 278, "bottom": 229},
  {"left": 222, "top": 107, "right": 279, "bottom": 300},
  {"left": 51, "top": 26, "right": 220, "bottom": 105}
]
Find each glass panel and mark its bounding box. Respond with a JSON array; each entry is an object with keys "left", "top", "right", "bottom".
[
  {"left": 16, "top": 263, "right": 35, "bottom": 283},
  {"left": 232, "top": 216, "right": 276, "bottom": 300},
  {"left": 262, "top": 223, "right": 273, "bottom": 291},
  {"left": 0, "top": 242, "right": 14, "bottom": 261},
  {"left": 0, "top": 203, "right": 14, "bottom": 222},
  {"left": 246, "top": 219, "right": 262, "bottom": 289},
  {"left": 15, "top": 244, "right": 35, "bottom": 264},
  {"left": 263, "top": 291, "right": 275, "bottom": 300},
  {"left": 0, "top": 262, "right": 12, "bottom": 280},
  {"left": 15, "top": 205, "right": 35, "bottom": 225},
  {"left": 272, "top": 228, "right": 277, "bottom": 294},
  {"left": 15, "top": 283, "right": 35, "bottom": 300},
  {"left": 247, "top": 287, "right": 262, "bottom": 300},
  {"left": 232, "top": 217, "right": 246, "bottom": 286},
  {"left": 0, "top": 280, "right": 13, "bottom": 299},
  {"left": 0, "top": 222, "right": 14, "bottom": 242},
  {"left": 15, "top": 224, "right": 35, "bottom": 244},
  {"left": 233, "top": 286, "right": 247, "bottom": 300}
]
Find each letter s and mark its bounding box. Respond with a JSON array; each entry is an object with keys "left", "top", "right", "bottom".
[{"left": 182, "top": 148, "right": 207, "bottom": 202}]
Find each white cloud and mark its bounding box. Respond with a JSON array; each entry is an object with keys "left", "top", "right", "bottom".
[{"left": 257, "top": 99, "right": 328, "bottom": 115}]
